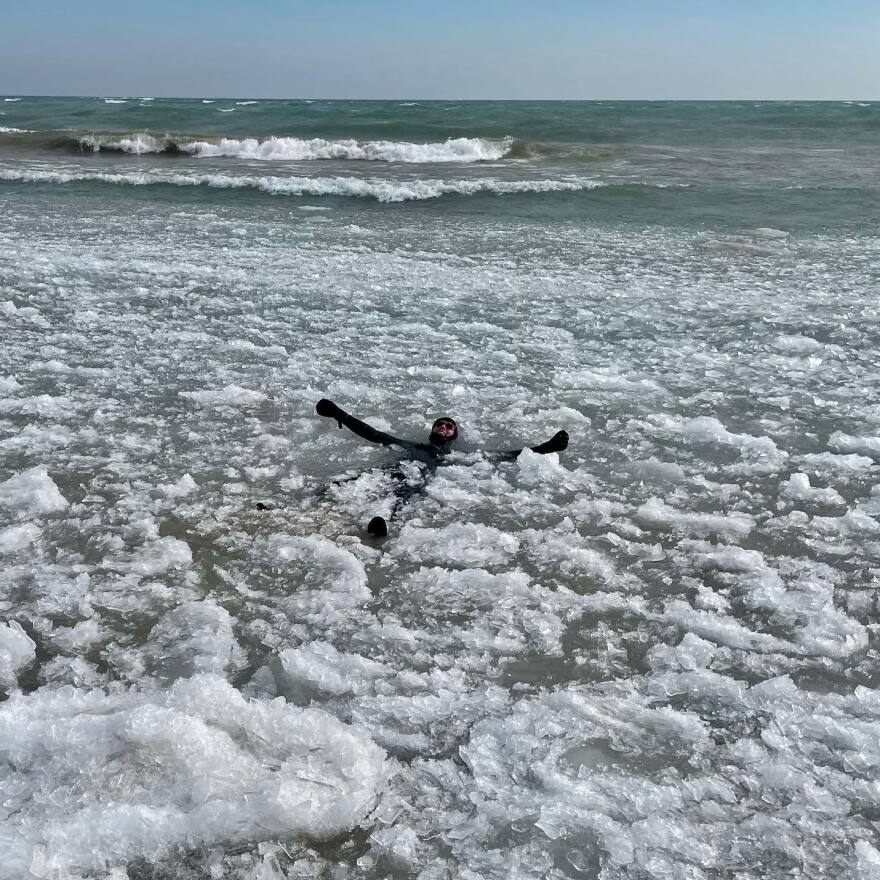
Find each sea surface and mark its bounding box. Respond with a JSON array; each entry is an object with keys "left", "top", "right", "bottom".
[{"left": 1, "top": 97, "right": 879, "bottom": 880}]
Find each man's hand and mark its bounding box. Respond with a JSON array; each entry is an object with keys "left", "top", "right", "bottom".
[
  {"left": 316, "top": 398, "right": 342, "bottom": 419},
  {"left": 532, "top": 429, "right": 569, "bottom": 455}
]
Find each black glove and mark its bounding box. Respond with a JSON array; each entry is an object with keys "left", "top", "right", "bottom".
[
  {"left": 316, "top": 398, "right": 343, "bottom": 419},
  {"left": 531, "top": 429, "right": 569, "bottom": 455}
]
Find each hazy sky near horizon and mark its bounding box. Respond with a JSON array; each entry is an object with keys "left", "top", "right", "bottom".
[{"left": 2, "top": 0, "right": 878, "bottom": 100}]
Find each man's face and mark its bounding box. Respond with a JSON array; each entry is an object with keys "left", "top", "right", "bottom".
[{"left": 432, "top": 419, "right": 456, "bottom": 440}]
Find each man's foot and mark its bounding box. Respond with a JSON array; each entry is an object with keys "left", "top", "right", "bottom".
[{"left": 367, "top": 516, "right": 388, "bottom": 538}]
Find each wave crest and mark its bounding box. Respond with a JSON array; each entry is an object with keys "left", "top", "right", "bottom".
[
  {"left": 75, "top": 133, "right": 513, "bottom": 163},
  {"left": 0, "top": 167, "right": 605, "bottom": 201}
]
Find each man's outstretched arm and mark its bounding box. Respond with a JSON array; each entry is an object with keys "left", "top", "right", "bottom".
[
  {"left": 494, "top": 429, "right": 569, "bottom": 461},
  {"left": 316, "top": 398, "right": 404, "bottom": 447}
]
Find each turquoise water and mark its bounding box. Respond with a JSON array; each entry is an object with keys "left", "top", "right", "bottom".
[
  {"left": 2, "top": 97, "right": 879, "bottom": 230},
  {"left": 2, "top": 98, "right": 880, "bottom": 880}
]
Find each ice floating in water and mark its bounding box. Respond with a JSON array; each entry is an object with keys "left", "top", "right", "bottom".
[
  {"left": 0, "top": 621, "right": 35, "bottom": 690},
  {"left": 780, "top": 472, "right": 845, "bottom": 506},
  {"left": 634, "top": 497, "right": 754, "bottom": 539},
  {"left": 0, "top": 675, "right": 389, "bottom": 877},
  {"left": 396, "top": 522, "right": 520, "bottom": 567},
  {"left": 0, "top": 522, "right": 41, "bottom": 555},
  {"left": 2, "top": 124, "right": 879, "bottom": 878},
  {"left": 773, "top": 334, "right": 823, "bottom": 355},
  {"left": 829, "top": 431, "right": 880, "bottom": 458},
  {"left": 179, "top": 384, "right": 267, "bottom": 406},
  {"left": 141, "top": 601, "right": 246, "bottom": 682},
  {"left": 0, "top": 466, "right": 69, "bottom": 520}
]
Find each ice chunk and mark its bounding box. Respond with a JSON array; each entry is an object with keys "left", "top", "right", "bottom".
[
  {"left": 647, "top": 415, "right": 782, "bottom": 458},
  {"left": 370, "top": 825, "right": 420, "bottom": 870},
  {"left": 0, "top": 374, "right": 22, "bottom": 393},
  {"left": 127, "top": 536, "right": 193, "bottom": 576},
  {"left": 829, "top": 432, "right": 880, "bottom": 458},
  {"left": 261, "top": 535, "right": 371, "bottom": 625},
  {"left": 780, "top": 473, "right": 845, "bottom": 506},
  {"left": 142, "top": 601, "right": 246, "bottom": 682},
  {"left": 157, "top": 473, "right": 198, "bottom": 498},
  {"left": 853, "top": 841, "right": 880, "bottom": 879},
  {"left": 0, "top": 675, "right": 389, "bottom": 877},
  {"left": 697, "top": 546, "right": 765, "bottom": 572},
  {"left": 276, "top": 641, "right": 387, "bottom": 702},
  {"left": 516, "top": 447, "right": 563, "bottom": 485},
  {"left": 773, "top": 335, "right": 823, "bottom": 355},
  {"left": 629, "top": 457, "right": 687, "bottom": 484},
  {"left": 396, "top": 522, "right": 520, "bottom": 567},
  {"left": 0, "top": 522, "right": 41, "bottom": 554},
  {"left": 634, "top": 498, "right": 754, "bottom": 539},
  {"left": 0, "top": 621, "right": 35, "bottom": 690},
  {"left": 48, "top": 619, "right": 103, "bottom": 654},
  {"left": 0, "top": 466, "right": 69, "bottom": 520},
  {"left": 799, "top": 451, "right": 875, "bottom": 476},
  {"left": 180, "top": 385, "right": 267, "bottom": 406}
]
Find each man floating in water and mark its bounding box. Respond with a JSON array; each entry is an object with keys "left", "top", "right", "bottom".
[{"left": 315, "top": 398, "right": 569, "bottom": 536}]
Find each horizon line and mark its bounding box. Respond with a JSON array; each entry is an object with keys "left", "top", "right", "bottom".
[{"left": 4, "top": 94, "right": 878, "bottom": 103}]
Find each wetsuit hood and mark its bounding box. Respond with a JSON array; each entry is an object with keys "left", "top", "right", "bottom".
[{"left": 429, "top": 416, "right": 458, "bottom": 447}]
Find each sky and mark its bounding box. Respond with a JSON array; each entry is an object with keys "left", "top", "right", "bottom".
[{"left": 1, "top": 0, "right": 878, "bottom": 100}]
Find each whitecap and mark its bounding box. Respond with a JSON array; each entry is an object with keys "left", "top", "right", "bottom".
[
  {"left": 0, "top": 167, "right": 608, "bottom": 202},
  {"left": 180, "top": 134, "right": 513, "bottom": 162}
]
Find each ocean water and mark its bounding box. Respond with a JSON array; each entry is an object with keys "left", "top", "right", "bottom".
[{"left": 1, "top": 97, "right": 879, "bottom": 880}]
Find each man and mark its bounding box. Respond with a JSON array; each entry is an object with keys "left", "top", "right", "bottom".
[{"left": 315, "top": 398, "right": 568, "bottom": 536}]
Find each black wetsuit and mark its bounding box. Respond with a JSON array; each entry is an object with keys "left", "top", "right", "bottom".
[
  {"left": 317, "top": 400, "right": 455, "bottom": 465},
  {"left": 316, "top": 398, "right": 568, "bottom": 527}
]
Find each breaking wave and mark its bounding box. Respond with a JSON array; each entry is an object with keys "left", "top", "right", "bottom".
[
  {"left": 72, "top": 133, "right": 514, "bottom": 162},
  {"left": 0, "top": 167, "right": 610, "bottom": 201}
]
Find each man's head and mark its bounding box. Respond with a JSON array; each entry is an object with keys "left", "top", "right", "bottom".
[{"left": 429, "top": 416, "right": 458, "bottom": 447}]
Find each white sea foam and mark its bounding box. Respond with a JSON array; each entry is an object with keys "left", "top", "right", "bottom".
[
  {"left": 79, "top": 132, "right": 167, "bottom": 154},
  {"left": 81, "top": 133, "right": 513, "bottom": 162},
  {"left": 0, "top": 168, "right": 607, "bottom": 201}
]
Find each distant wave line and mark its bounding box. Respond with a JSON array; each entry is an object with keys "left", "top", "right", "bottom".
[
  {"left": 0, "top": 167, "right": 627, "bottom": 202},
  {"left": 72, "top": 133, "right": 515, "bottom": 163}
]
